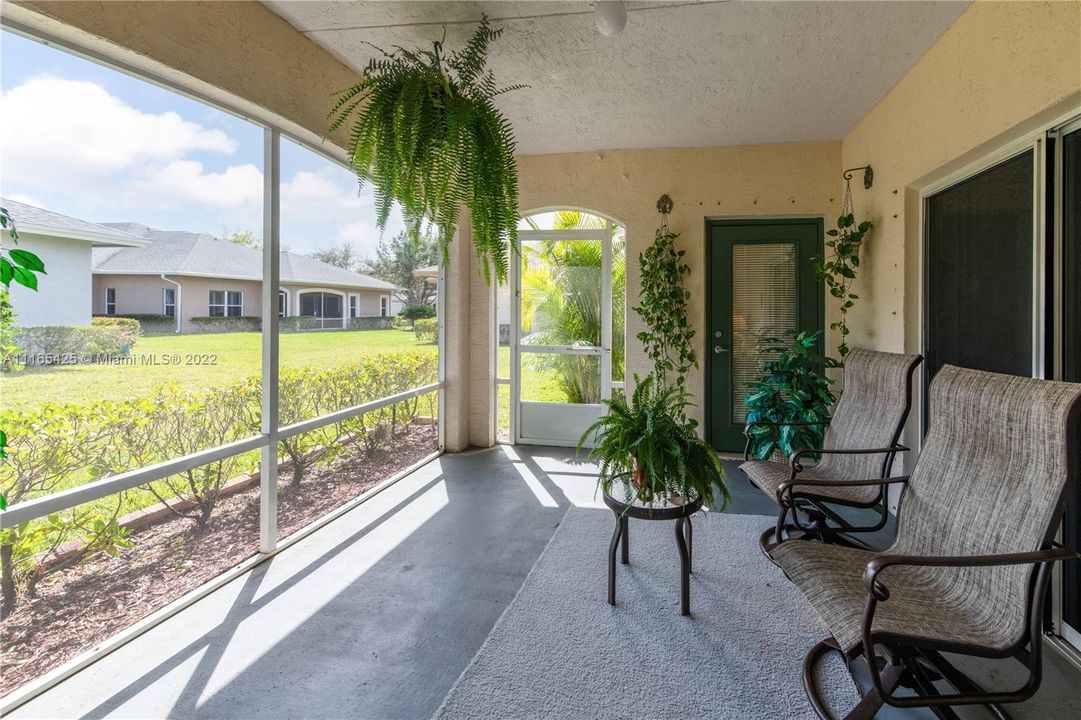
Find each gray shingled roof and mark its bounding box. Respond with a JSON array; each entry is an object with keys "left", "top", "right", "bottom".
[
  {"left": 1, "top": 198, "right": 145, "bottom": 245},
  {"left": 93, "top": 224, "right": 396, "bottom": 291}
]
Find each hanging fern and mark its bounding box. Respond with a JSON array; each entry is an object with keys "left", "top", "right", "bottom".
[{"left": 327, "top": 16, "right": 525, "bottom": 284}]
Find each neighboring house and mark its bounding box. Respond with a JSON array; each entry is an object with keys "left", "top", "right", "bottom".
[
  {"left": 2, "top": 198, "right": 148, "bottom": 328},
  {"left": 93, "top": 224, "right": 397, "bottom": 332}
]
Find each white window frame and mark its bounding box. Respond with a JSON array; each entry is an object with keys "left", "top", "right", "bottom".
[
  {"left": 278, "top": 289, "right": 288, "bottom": 318},
  {"left": 163, "top": 287, "right": 176, "bottom": 317},
  {"left": 105, "top": 287, "right": 116, "bottom": 316},
  {"left": 209, "top": 289, "right": 244, "bottom": 317},
  {"left": 380, "top": 295, "right": 389, "bottom": 317},
  {"left": 349, "top": 294, "right": 359, "bottom": 319}
]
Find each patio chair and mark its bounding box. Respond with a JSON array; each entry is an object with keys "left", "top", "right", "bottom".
[
  {"left": 771, "top": 365, "right": 1081, "bottom": 720},
  {"left": 741, "top": 347, "right": 922, "bottom": 551}
]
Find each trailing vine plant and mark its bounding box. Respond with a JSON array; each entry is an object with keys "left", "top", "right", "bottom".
[
  {"left": 327, "top": 16, "right": 525, "bottom": 284},
  {"left": 634, "top": 195, "right": 697, "bottom": 389},
  {"left": 0, "top": 206, "right": 47, "bottom": 511},
  {"left": 815, "top": 179, "right": 872, "bottom": 359}
]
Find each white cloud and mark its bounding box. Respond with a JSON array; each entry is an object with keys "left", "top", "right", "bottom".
[
  {"left": 1, "top": 76, "right": 236, "bottom": 190},
  {"left": 135, "top": 160, "right": 263, "bottom": 208}
]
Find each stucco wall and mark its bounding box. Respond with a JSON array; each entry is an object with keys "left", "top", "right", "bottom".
[
  {"left": 92, "top": 275, "right": 391, "bottom": 331},
  {"left": 839, "top": 0, "right": 1081, "bottom": 357},
  {"left": 92, "top": 274, "right": 262, "bottom": 332},
  {"left": 513, "top": 142, "right": 842, "bottom": 426},
  {"left": 10, "top": 233, "right": 93, "bottom": 327}
]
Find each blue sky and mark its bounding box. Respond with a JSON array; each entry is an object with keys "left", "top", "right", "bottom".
[{"left": 0, "top": 30, "right": 404, "bottom": 257}]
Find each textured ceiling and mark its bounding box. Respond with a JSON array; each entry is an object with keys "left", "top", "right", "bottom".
[{"left": 265, "top": 1, "right": 969, "bottom": 155}]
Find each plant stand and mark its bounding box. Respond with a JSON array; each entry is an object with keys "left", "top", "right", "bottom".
[{"left": 602, "top": 475, "right": 702, "bottom": 616}]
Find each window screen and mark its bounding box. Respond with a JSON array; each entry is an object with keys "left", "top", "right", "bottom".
[{"left": 925, "top": 150, "right": 1034, "bottom": 413}]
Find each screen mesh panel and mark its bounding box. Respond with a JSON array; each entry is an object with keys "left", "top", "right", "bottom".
[
  {"left": 926, "top": 150, "right": 1034, "bottom": 394},
  {"left": 731, "top": 243, "right": 796, "bottom": 423}
]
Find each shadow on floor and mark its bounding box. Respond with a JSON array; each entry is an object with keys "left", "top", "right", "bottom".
[{"left": 11, "top": 448, "right": 1080, "bottom": 720}]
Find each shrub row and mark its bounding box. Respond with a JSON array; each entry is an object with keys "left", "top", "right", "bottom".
[
  {"left": 189, "top": 316, "right": 262, "bottom": 333},
  {"left": 15, "top": 319, "right": 140, "bottom": 366},
  {"left": 414, "top": 317, "right": 437, "bottom": 342},
  {"left": 99, "top": 314, "right": 175, "bottom": 335},
  {"left": 347, "top": 316, "right": 395, "bottom": 330},
  {"left": 190, "top": 316, "right": 397, "bottom": 333},
  {"left": 0, "top": 351, "right": 439, "bottom": 612}
]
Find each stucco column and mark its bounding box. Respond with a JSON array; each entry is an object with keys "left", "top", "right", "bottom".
[
  {"left": 467, "top": 247, "right": 496, "bottom": 448},
  {"left": 440, "top": 209, "right": 497, "bottom": 452},
  {"left": 441, "top": 214, "right": 473, "bottom": 452}
]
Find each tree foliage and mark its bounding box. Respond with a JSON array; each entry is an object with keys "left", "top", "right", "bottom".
[
  {"left": 223, "top": 229, "right": 262, "bottom": 251},
  {"left": 327, "top": 16, "right": 524, "bottom": 284},
  {"left": 362, "top": 230, "right": 440, "bottom": 306},
  {"left": 311, "top": 242, "right": 363, "bottom": 270}
]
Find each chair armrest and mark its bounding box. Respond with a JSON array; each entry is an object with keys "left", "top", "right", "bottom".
[
  {"left": 790, "top": 444, "right": 909, "bottom": 471},
  {"left": 776, "top": 474, "right": 909, "bottom": 504},
  {"left": 862, "top": 546, "right": 1078, "bottom": 601}
]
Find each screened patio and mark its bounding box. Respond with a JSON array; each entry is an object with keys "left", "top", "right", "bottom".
[{"left": 1, "top": 2, "right": 1080, "bottom": 719}]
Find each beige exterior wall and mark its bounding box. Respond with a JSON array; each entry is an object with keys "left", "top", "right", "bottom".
[
  {"left": 839, "top": 1, "right": 1081, "bottom": 357},
  {"left": 92, "top": 275, "right": 391, "bottom": 332},
  {"left": 515, "top": 142, "right": 842, "bottom": 427},
  {"left": 93, "top": 275, "right": 261, "bottom": 332}
]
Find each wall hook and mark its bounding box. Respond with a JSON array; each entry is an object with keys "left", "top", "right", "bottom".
[{"left": 843, "top": 165, "right": 874, "bottom": 190}]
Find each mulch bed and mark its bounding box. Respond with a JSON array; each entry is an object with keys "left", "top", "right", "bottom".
[{"left": 0, "top": 424, "right": 438, "bottom": 696}]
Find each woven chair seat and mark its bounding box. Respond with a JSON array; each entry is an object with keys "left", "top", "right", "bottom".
[
  {"left": 741, "top": 459, "right": 882, "bottom": 504},
  {"left": 772, "top": 540, "right": 1018, "bottom": 654}
]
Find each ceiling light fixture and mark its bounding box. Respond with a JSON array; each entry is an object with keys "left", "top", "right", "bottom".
[{"left": 594, "top": 1, "right": 628, "bottom": 37}]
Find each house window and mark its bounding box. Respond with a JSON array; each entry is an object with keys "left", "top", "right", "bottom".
[
  {"left": 105, "top": 288, "right": 116, "bottom": 315},
  {"left": 209, "top": 290, "right": 243, "bottom": 317},
  {"left": 163, "top": 288, "right": 176, "bottom": 317},
  {"left": 298, "top": 291, "right": 344, "bottom": 329},
  {"left": 380, "top": 296, "right": 389, "bottom": 317},
  {"left": 278, "top": 290, "right": 288, "bottom": 318},
  {"left": 349, "top": 295, "right": 358, "bottom": 319}
]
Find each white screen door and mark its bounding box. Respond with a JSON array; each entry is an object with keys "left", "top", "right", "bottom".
[{"left": 511, "top": 220, "right": 617, "bottom": 445}]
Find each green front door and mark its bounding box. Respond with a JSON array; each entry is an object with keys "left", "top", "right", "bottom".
[{"left": 706, "top": 219, "right": 823, "bottom": 451}]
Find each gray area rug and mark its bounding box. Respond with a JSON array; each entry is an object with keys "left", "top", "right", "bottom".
[{"left": 435, "top": 509, "right": 858, "bottom": 720}]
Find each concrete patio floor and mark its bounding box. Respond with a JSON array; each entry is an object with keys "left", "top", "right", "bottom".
[{"left": 11, "top": 446, "right": 1081, "bottom": 719}]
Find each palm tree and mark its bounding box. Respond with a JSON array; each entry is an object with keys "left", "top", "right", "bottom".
[{"left": 520, "top": 211, "right": 625, "bottom": 403}]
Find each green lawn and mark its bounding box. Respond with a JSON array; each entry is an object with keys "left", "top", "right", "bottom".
[{"left": 1, "top": 329, "right": 437, "bottom": 410}]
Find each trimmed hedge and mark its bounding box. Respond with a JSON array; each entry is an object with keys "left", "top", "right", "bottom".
[
  {"left": 347, "top": 316, "right": 394, "bottom": 330},
  {"left": 100, "top": 313, "right": 175, "bottom": 336},
  {"left": 189, "top": 316, "right": 261, "bottom": 333},
  {"left": 92, "top": 316, "right": 142, "bottom": 336},
  {"left": 0, "top": 350, "right": 439, "bottom": 611},
  {"left": 414, "top": 318, "right": 437, "bottom": 342},
  {"left": 15, "top": 321, "right": 139, "bottom": 366}
]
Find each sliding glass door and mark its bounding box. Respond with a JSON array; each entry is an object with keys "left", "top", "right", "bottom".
[
  {"left": 925, "top": 120, "right": 1081, "bottom": 655},
  {"left": 1054, "top": 119, "right": 1081, "bottom": 651},
  {"left": 924, "top": 148, "right": 1037, "bottom": 403}
]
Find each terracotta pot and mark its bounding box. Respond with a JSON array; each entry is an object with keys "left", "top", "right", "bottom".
[{"left": 631, "top": 464, "right": 655, "bottom": 503}]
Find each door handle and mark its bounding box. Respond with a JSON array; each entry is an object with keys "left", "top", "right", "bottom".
[{"left": 714, "top": 346, "right": 729, "bottom": 354}]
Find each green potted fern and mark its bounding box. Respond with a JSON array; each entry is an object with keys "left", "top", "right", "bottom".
[
  {"left": 580, "top": 376, "right": 729, "bottom": 509},
  {"left": 327, "top": 16, "right": 523, "bottom": 284}
]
